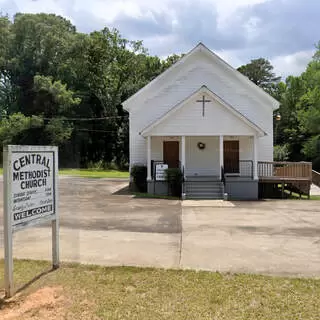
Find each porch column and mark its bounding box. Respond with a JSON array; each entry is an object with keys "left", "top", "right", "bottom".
[
  {"left": 253, "top": 135, "right": 258, "bottom": 180},
  {"left": 181, "top": 136, "right": 186, "bottom": 175},
  {"left": 219, "top": 135, "right": 224, "bottom": 179},
  {"left": 147, "top": 135, "right": 152, "bottom": 180}
]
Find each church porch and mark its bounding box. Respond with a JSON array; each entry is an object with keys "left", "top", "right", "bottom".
[{"left": 146, "top": 135, "right": 259, "bottom": 199}]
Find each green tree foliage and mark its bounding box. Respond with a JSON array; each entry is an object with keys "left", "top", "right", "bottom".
[
  {"left": 274, "top": 44, "right": 320, "bottom": 168},
  {"left": 273, "top": 144, "right": 290, "bottom": 161},
  {"left": 0, "top": 113, "right": 43, "bottom": 146},
  {"left": 237, "top": 58, "right": 281, "bottom": 94},
  {"left": 1, "top": 12, "right": 319, "bottom": 170},
  {"left": 0, "top": 13, "right": 177, "bottom": 168},
  {"left": 238, "top": 52, "right": 320, "bottom": 169}
]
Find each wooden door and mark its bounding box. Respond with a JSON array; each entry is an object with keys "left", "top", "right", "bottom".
[
  {"left": 163, "top": 141, "right": 180, "bottom": 168},
  {"left": 223, "top": 141, "right": 239, "bottom": 174}
]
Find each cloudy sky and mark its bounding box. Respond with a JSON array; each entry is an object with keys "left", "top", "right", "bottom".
[{"left": 1, "top": 0, "right": 318, "bottom": 79}]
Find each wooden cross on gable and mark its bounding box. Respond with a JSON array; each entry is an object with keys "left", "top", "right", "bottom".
[{"left": 196, "top": 95, "right": 211, "bottom": 117}]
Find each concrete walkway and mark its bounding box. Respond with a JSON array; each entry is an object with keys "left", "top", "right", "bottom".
[
  {"left": 1, "top": 177, "right": 320, "bottom": 278},
  {"left": 311, "top": 183, "right": 320, "bottom": 196}
]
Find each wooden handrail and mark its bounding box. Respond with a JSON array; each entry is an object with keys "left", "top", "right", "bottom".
[
  {"left": 312, "top": 170, "right": 320, "bottom": 187},
  {"left": 258, "top": 161, "right": 312, "bottom": 179}
]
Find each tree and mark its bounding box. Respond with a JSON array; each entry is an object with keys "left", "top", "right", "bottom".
[
  {"left": 0, "top": 113, "right": 43, "bottom": 147},
  {"left": 296, "top": 50, "right": 320, "bottom": 166},
  {"left": 237, "top": 58, "right": 281, "bottom": 94}
]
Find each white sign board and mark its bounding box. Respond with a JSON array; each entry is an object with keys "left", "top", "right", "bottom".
[
  {"left": 155, "top": 164, "right": 168, "bottom": 181},
  {"left": 3, "top": 145, "right": 59, "bottom": 297}
]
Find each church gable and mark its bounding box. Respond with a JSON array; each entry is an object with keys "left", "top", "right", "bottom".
[
  {"left": 141, "top": 86, "right": 265, "bottom": 137},
  {"left": 126, "top": 43, "right": 279, "bottom": 138},
  {"left": 123, "top": 43, "right": 279, "bottom": 115}
]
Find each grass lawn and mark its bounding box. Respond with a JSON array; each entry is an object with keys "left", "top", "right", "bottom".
[
  {"left": 0, "top": 168, "right": 129, "bottom": 178},
  {"left": 59, "top": 169, "right": 129, "bottom": 178},
  {"left": 283, "top": 189, "right": 320, "bottom": 200},
  {"left": 1, "top": 260, "right": 320, "bottom": 319}
]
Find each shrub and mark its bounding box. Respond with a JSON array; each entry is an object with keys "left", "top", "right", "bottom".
[
  {"left": 274, "top": 144, "right": 290, "bottom": 161},
  {"left": 165, "top": 168, "right": 183, "bottom": 197},
  {"left": 131, "top": 165, "right": 147, "bottom": 192}
]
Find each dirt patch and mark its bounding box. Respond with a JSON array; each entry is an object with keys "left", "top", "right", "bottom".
[{"left": 0, "top": 286, "right": 65, "bottom": 319}]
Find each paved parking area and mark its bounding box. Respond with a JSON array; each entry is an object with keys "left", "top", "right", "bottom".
[
  {"left": 0, "top": 177, "right": 320, "bottom": 277},
  {"left": 181, "top": 200, "right": 320, "bottom": 276}
]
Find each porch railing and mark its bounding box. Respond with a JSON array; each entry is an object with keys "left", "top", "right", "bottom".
[
  {"left": 224, "top": 160, "right": 253, "bottom": 179},
  {"left": 258, "top": 161, "right": 312, "bottom": 179},
  {"left": 312, "top": 170, "right": 320, "bottom": 187}
]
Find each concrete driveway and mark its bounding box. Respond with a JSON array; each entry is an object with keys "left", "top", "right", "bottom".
[
  {"left": 181, "top": 200, "right": 320, "bottom": 276},
  {"left": 0, "top": 176, "right": 320, "bottom": 277}
]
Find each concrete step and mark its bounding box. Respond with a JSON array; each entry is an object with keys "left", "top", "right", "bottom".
[
  {"left": 185, "top": 182, "right": 223, "bottom": 186},
  {"left": 185, "top": 184, "right": 223, "bottom": 189},
  {"left": 185, "top": 183, "right": 223, "bottom": 187},
  {"left": 186, "top": 190, "right": 223, "bottom": 195},
  {"left": 185, "top": 186, "right": 223, "bottom": 192},
  {"left": 185, "top": 178, "right": 224, "bottom": 199},
  {"left": 186, "top": 192, "right": 223, "bottom": 197},
  {"left": 186, "top": 177, "right": 220, "bottom": 182},
  {"left": 186, "top": 194, "right": 223, "bottom": 200}
]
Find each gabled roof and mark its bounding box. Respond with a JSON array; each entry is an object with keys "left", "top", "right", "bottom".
[
  {"left": 140, "top": 85, "right": 267, "bottom": 137},
  {"left": 123, "top": 42, "right": 280, "bottom": 111}
]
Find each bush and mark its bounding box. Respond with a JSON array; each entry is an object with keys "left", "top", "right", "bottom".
[
  {"left": 165, "top": 168, "right": 183, "bottom": 197},
  {"left": 274, "top": 144, "right": 290, "bottom": 161},
  {"left": 131, "top": 165, "right": 147, "bottom": 192}
]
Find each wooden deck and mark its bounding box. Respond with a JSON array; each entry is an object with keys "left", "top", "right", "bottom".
[
  {"left": 258, "top": 161, "right": 312, "bottom": 198},
  {"left": 259, "top": 176, "right": 310, "bottom": 183}
]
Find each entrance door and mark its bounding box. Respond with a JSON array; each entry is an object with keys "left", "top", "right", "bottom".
[
  {"left": 163, "top": 141, "right": 180, "bottom": 168},
  {"left": 224, "top": 141, "right": 239, "bottom": 174}
]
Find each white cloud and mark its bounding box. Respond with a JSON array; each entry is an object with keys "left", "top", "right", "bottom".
[
  {"left": 272, "top": 50, "right": 314, "bottom": 79},
  {"left": 1, "top": 0, "right": 65, "bottom": 15},
  {"left": 0, "top": 0, "right": 317, "bottom": 79}
]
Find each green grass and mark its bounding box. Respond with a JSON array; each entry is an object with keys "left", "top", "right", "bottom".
[
  {"left": 283, "top": 189, "right": 320, "bottom": 200},
  {"left": 0, "top": 167, "right": 129, "bottom": 178},
  {"left": 133, "top": 192, "right": 180, "bottom": 200},
  {"left": 1, "top": 260, "right": 320, "bottom": 319},
  {"left": 59, "top": 169, "right": 129, "bottom": 178}
]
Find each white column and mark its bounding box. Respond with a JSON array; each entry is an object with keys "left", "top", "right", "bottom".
[
  {"left": 147, "top": 135, "right": 152, "bottom": 180},
  {"left": 181, "top": 136, "right": 186, "bottom": 175},
  {"left": 219, "top": 135, "right": 224, "bottom": 179},
  {"left": 253, "top": 135, "right": 258, "bottom": 180}
]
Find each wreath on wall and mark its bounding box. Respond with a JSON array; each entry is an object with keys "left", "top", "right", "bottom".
[{"left": 197, "top": 142, "right": 206, "bottom": 150}]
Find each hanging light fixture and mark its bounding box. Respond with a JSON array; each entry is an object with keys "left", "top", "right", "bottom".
[{"left": 275, "top": 113, "right": 281, "bottom": 121}]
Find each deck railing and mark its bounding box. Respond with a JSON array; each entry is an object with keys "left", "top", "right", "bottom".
[
  {"left": 258, "top": 161, "right": 312, "bottom": 179},
  {"left": 312, "top": 170, "right": 320, "bottom": 187}
]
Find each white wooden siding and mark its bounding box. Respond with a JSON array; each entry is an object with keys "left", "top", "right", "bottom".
[
  {"left": 129, "top": 48, "right": 274, "bottom": 168},
  {"left": 185, "top": 136, "right": 220, "bottom": 176},
  {"left": 149, "top": 92, "right": 257, "bottom": 136}
]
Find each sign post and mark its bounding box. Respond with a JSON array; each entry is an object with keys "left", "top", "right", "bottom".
[{"left": 3, "top": 145, "right": 59, "bottom": 298}]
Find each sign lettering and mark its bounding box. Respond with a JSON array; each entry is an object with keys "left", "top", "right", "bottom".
[
  {"left": 155, "top": 164, "right": 168, "bottom": 181},
  {"left": 3, "top": 145, "right": 59, "bottom": 298}
]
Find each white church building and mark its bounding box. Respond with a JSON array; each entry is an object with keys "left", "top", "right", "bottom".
[{"left": 122, "top": 43, "right": 280, "bottom": 200}]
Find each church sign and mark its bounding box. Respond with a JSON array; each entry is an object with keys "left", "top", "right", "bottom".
[
  {"left": 155, "top": 163, "right": 168, "bottom": 181},
  {"left": 3, "top": 145, "right": 59, "bottom": 297}
]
